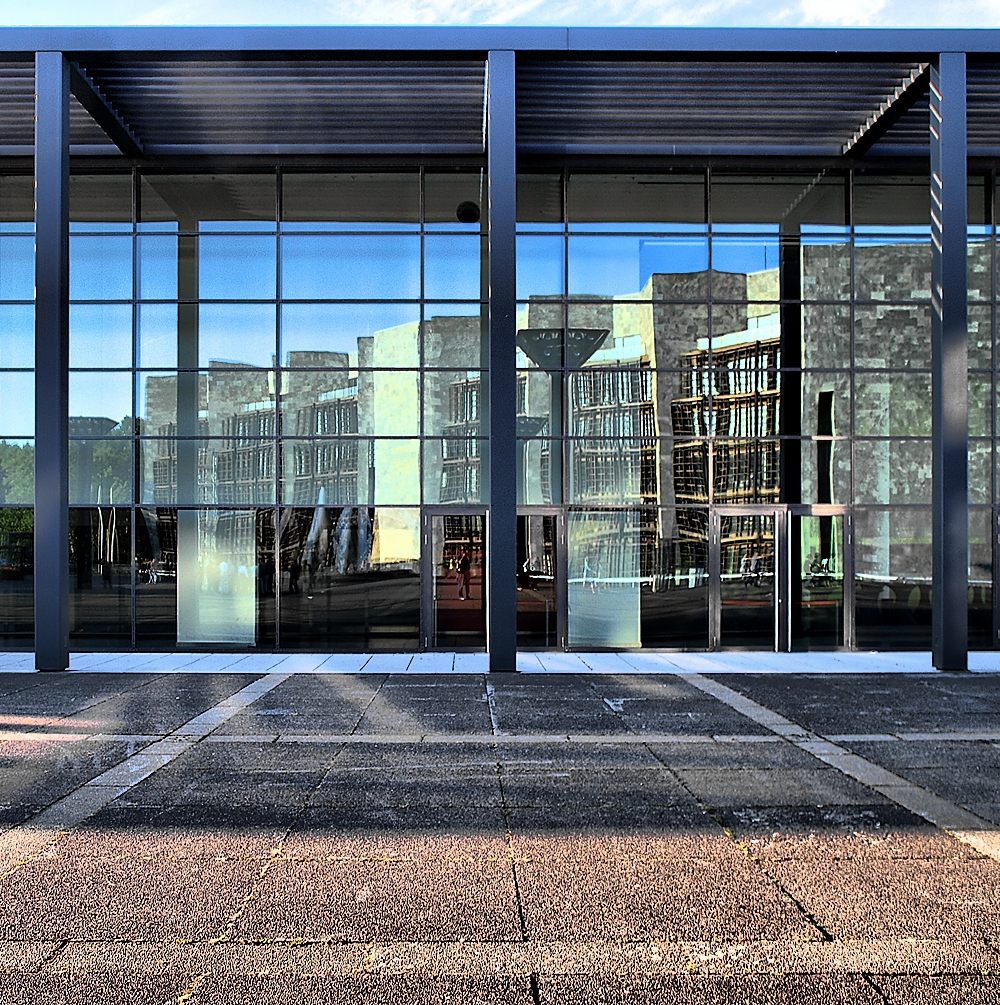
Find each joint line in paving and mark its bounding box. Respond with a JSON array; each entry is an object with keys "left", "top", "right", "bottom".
[{"left": 677, "top": 672, "right": 1000, "bottom": 862}]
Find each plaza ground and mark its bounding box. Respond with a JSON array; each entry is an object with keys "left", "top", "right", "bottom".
[{"left": 1, "top": 652, "right": 999, "bottom": 1002}]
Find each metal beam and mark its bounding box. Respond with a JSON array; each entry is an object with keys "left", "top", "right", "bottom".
[
  {"left": 68, "top": 62, "right": 142, "bottom": 157},
  {"left": 931, "top": 52, "right": 969, "bottom": 671},
  {"left": 487, "top": 49, "right": 517, "bottom": 672},
  {"left": 842, "top": 63, "right": 929, "bottom": 157},
  {"left": 33, "top": 51, "right": 70, "bottom": 672}
]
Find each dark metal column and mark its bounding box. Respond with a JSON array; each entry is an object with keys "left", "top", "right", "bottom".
[
  {"left": 33, "top": 52, "right": 70, "bottom": 671},
  {"left": 931, "top": 52, "right": 969, "bottom": 670},
  {"left": 487, "top": 50, "right": 517, "bottom": 671}
]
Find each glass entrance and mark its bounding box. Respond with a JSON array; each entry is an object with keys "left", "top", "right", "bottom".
[
  {"left": 716, "top": 510, "right": 776, "bottom": 649},
  {"left": 426, "top": 512, "right": 486, "bottom": 649},
  {"left": 791, "top": 511, "right": 846, "bottom": 649},
  {"left": 517, "top": 512, "right": 560, "bottom": 647}
]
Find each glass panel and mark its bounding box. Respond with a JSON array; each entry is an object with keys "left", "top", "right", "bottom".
[
  {"left": 70, "top": 507, "right": 131, "bottom": 648},
  {"left": 517, "top": 175, "right": 562, "bottom": 225},
  {"left": 568, "top": 369, "right": 655, "bottom": 437},
  {"left": 281, "top": 303, "right": 420, "bottom": 366},
  {"left": 640, "top": 507, "right": 709, "bottom": 648},
  {"left": 517, "top": 437, "right": 557, "bottom": 506},
  {"left": 137, "top": 304, "right": 177, "bottom": 369},
  {"left": 853, "top": 175, "right": 929, "bottom": 227},
  {"left": 719, "top": 512, "right": 775, "bottom": 648},
  {"left": 70, "top": 174, "right": 132, "bottom": 228},
  {"left": 0, "top": 440, "right": 33, "bottom": 504},
  {"left": 855, "top": 506, "right": 932, "bottom": 649},
  {"left": 424, "top": 235, "right": 483, "bottom": 300},
  {"left": 799, "top": 438, "right": 850, "bottom": 506},
  {"left": 0, "top": 507, "right": 33, "bottom": 647},
  {"left": 792, "top": 514, "right": 844, "bottom": 650},
  {"left": 712, "top": 235, "right": 779, "bottom": 291},
  {"left": 280, "top": 235, "right": 420, "bottom": 299},
  {"left": 70, "top": 372, "right": 133, "bottom": 429},
  {"left": 424, "top": 371, "right": 482, "bottom": 436},
  {"left": 0, "top": 236, "right": 34, "bottom": 300},
  {"left": 423, "top": 439, "right": 484, "bottom": 505},
  {"left": 854, "top": 439, "right": 932, "bottom": 505},
  {"left": 569, "top": 235, "right": 708, "bottom": 299},
  {"left": 672, "top": 439, "right": 710, "bottom": 505},
  {"left": 70, "top": 235, "right": 132, "bottom": 301},
  {"left": 425, "top": 172, "right": 484, "bottom": 230},
  {"left": 198, "top": 304, "right": 275, "bottom": 369},
  {"left": 711, "top": 175, "right": 846, "bottom": 227},
  {"left": 969, "top": 235, "right": 991, "bottom": 303},
  {"left": 140, "top": 174, "right": 276, "bottom": 228},
  {"left": 854, "top": 236, "right": 931, "bottom": 302},
  {"left": 854, "top": 305, "right": 932, "bottom": 369},
  {"left": 137, "top": 234, "right": 178, "bottom": 300},
  {"left": 423, "top": 307, "right": 486, "bottom": 369},
  {"left": 567, "top": 509, "right": 640, "bottom": 648},
  {"left": 431, "top": 513, "right": 485, "bottom": 649},
  {"left": 712, "top": 440, "right": 780, "bottom": 505},
  {"left": 139, "top": 439, "right": 275, "bottom": 506},
  {"left": 279, "top": 506, "right": 419, "bottom": 651},
  {"left": 199, "top": 235, "right": 276, "bottom": 300},
  {"left": 569, "top": 174, "right": 706, "bottom": 228},
  {"left": 69, "top": 303, "right": 132, "bottom": 368},
  {"left": 969, "top": 439, "right": 991, "bottom": 505},
  {"left": 0, "top": 373, "right": 34, "bottom": 437},
  {"left": 517, "top": 513, "right": 558, "bottom": 648},
  {"left": 969, "top": 303, "right": 992, "bottom": 371},
  {"left": 969, "top": 375, "right": 993, "bottom": 438},
  {"left": 0, "top": 305, "right": 33, "bottom": 367},
  {"left": 517, "top": 235, "right": 564, "bottom": 299},
  {"left": 1, "top": 176, "right": 35, "bottom": 231},
  {"left": 281, "top": 173, "right": 419, "bottom": 228},
  {"left": 969, "top": 507, "right": 993, "bottom": 650},
  {"left": 801, "top": 232, "right": 851, "bottom": 302},
  {"left": 568, "top": 438, "right": 652, "bottom": 505},
  {"left": 70, "top": 438, "right": 132, "bottom": 505},
  {"left": 279, "top": 371, "right": 357, "bottom": 436},
  {"left": 802, "top": 304, "right": 851, "bottom": 369},
  {"left": 854, "top": 372, "right": 931, "bottom": 436}
]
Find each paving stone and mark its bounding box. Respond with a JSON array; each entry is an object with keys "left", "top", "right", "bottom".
[
  {"left": 674, "top": 766, "right": 885, "bottom": 808},
  {"left": 648, "top": 740, "right": 819, "bottom": 769},
  {"left": 848, "top": 739, "right": 1000, "bottom": 770},
  {"left": 310, "top": 766, "right": 502, "bottom": 808},
  {"left": 769, "top": 858, "right": 1000, "bottom": 939},
  {"left": 501, "top": 766, "right": 694, "bottom": 808},
  {"left": 0, "top": 858, "right": 259, "bottom": 940},
  {"left": 117, "top": 766, "right": 324, "bottom": 808},
  {"left": 517, "top": 858, "right": 816, "bottom": 941},
  {"left": 234, "top": 859, "right": 522, "bottom": 942},
  {"left": 715, "top": 804, "right": 977, "bottom": 860}
]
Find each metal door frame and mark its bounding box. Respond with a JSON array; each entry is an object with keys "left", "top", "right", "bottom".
[
  {"left": 785, "top": 504, "right": 852, "bottom": 652},
  {"left": 421, "top": 506, "right": 488, "bottom": 651},
  {"left": 516, "top": 505, "right": 567, "bottom": 650}
]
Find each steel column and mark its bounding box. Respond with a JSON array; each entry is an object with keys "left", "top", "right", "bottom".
[
  {"left": 33, "top": 52, "right": 70, "bottom": 671},
  {"left": 931, "top": 52, "right": 969, "bottom": 670},
  {"left": 487, "top": 50, "right": 517, "bottom": 671}
]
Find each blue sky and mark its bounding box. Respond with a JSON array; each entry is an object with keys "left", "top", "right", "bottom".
[{"left": 1, "top": 0, "right": 999, "bottom": 27}]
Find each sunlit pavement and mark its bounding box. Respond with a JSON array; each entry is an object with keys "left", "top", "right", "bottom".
[{"left": 1, "top": 661, "right": 1000, "bottom": 1003}]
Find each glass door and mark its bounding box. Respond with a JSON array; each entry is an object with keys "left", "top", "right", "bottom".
[
  {"left": 517, "top": 510, "right": 562, "bottom": 648},
  {"left": 790, "top": 507, "right": 847, "bottom": 650},
  {"left": 423, "top": 510, "right": 486, "bottom": 649},
  {"left": 713, "top": 508, "right": 778, "bottom": 649}
]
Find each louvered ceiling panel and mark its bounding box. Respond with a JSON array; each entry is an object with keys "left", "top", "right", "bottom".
[{"left": 517, "top": 60, "right": 928, "bottom": 156}]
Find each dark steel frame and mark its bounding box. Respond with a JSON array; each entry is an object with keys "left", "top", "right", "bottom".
[{"left": 15, "top": 27, "right": 995, "bottom": 670}]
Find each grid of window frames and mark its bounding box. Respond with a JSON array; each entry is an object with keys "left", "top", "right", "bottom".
[
  {"left": 63, "top": 168, "right": 487, "bottom": 651},
  {"left": 514, "top": 170, "right": 950, "bottom": 651}
]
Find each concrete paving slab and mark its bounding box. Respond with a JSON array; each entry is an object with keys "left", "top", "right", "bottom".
[
  {"left": 364, "top": 654, "right": 415, "bottom": 673},
  {"left": 406, "top": 652, "right": 455, "bottom": 673},
  {"left": 311, "top": 765, "right": 502, "bottom": 808},
  {"left": 647, "top": 739, "right": 819, "bottom": 768},
  {"left": 501, "top": 765, "right": 694, "bottom": 808},
  {"left": 674, "top": 766, "right": 884, "bottom": 808},
  {"left": 234, "top": 859, "right": 522, "bottom": 942},
  {"left": 454, "top": 652, "right": 490, "bottom": 673}
]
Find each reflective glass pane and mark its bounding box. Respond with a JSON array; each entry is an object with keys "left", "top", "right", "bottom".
[
  {"left": 712, "top": 440, "right": 780, "bottom": 505},
  {"left": 969, "top": 303, "right": 992, "bottom": 370},
  {"left": 855, "top": 506, "right": 931, "bottom": 649},
  {"left": 969, "top": 375, "right": 993, "bottom": 438},
  {"left": 423, "top": 439, "right": 485, "bottom": 505},
  {"left": 569, "top": 174, "right": 705, "bottom": 227},
  {"left": 640, "top": 507, "right": 709, "bottom": 648},
  {"left": 70, "top": 175, "right": 132, "bottom": 228},
  {"left": 70, "top": 438, "right": 132, "bottom": 505},
  {"left": 139, "top": 439, "right": 275, "bottom": 506},
  {"left": 431, "top": 513, "right": 485, "bottom": 649},
  {"left": 70, "top": 372, "right": 132, "bottom": 430},
  {"left": 424, "top": 235, "right": 483, "bottom": 300},
  {"left": 137, "top": 234, "right": 178, "bottom": 300},
  {"left": 854, "top": 236, "right": 931, "bottom": 302},
  {"left": 279, "top": 371, "right": 357, "bottom": 436},
  {"left": 853, "top": 176, "right": 929, "bottom": 227},
  {"left": 799, "top": 439, "right": 850, "bottom": 506},
  {"left": 569, "top": 235, "right": 709, "bottom": 299},
  {"left": 279, "top": 506, "right": 419, "bottom": 651},
  {"left": 568, "top": 438, "right": 652, "bottom": 505},
  {"left": 281, "top": 173, "right": 419, "bottom": 228},
  {"left": 712, "top": 235, "right": 779, "bottom": 291},
  {"left": 517, "top": 234, "right": 564, "bottom": 299},
  {"left": 854, "top": 439, "right": 932, "bottom": 504},
  {"left": 712, "top": 175, "right": 846, "bottom": 226},
  {"left": 0, "top": 236, "right": 34, "bottom": 300},
  {"left": 1, "top": 176, "right": 34, "bottom": 231},
  {"left": 854, "top": 305, "right": 931, "bottom": 369},
  {"left": 802, "top": 304, "right": 850, "bottom": 369},
  {"left": 141, "top": 174, "right": 276, "bottom": 228},
  {"left": 0, "top": 441, "right": 33, "bottom": 504},
  {"left": 425, "top": 172, "right": 484, "bottom": 230},
  {"left": 567, "top": 509, "right": 640, "bottom": 648},
  {"left": 0, "top": 305, "right": 33, "bottom": 367},
  {"left": 137, "top": 304, "right": 178, "bottom": 369},
  {"left": 672, "top": 439, "right": 710, "bottom": 504},
  {"left": 0, "top": 506, "right": 33, "bottom": 646},
  {"left": 801, "top": 233, "right": 850, "bottom": 301},
  {"left": 517, "top": 437, "right": 558, "bottom": 506},
  {"left": 280, "top": 235, "right": 420, "bottom": 299},
  {"left": 854, "top": 373, "right": 930, "bottom": 436},
  {"left": 969, "top": 236, "right": 991, "bottom": 303},
  {"left": 70, "top": 303, "right": 132, "bottom": 368},
  {"left": 422, "top": 308, "right": 486, "bottom": 369},
  {"left": 424, "top": 371, "right": 482, "bottom": 436},
  {"left": 199, "top": 304, "right": 276, "bottom": 368},
  {"left": 70, "top": 235, "right": 132, "bottom": 300},
  {"left": 792, "top": 514, "right": 844, "bottom": 650},
  {"left": 70, "top": 507, "right": 131, "bottom": 648},
  {"left": 969, "top": 507, "right": 993, "bottom": 649},
  {"left": 281, "top": 303, "right": 419, "bottom": 366},
  {"left": 800, "top": 372, "right": 850, "bottom": 436},
  {"left": 970, "top": 439, "right": 991, "bottom": 505},
  {"left": 720, "top": 512, "right": 775, "bottom": 647},
  {"left": 517, "top": 175, "right": 562, "bottom": 224},
  {"left": 0, "top": 372, "right": 34, "bottom": 437},
  {"left": 199, "top": 235, "right": 276, "bottom": 299},
  {"left": 517, "top": 514, "right": 558, "bottom": 648}
]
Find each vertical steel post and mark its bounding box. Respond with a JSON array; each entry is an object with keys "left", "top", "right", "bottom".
[
  {"left": 931, "top": 53, "right": 969, "bottom": 670},
  {"left": 487, "top": 50, "right": 517, "bottom": 671},
  {"left": 33, "top": 52, "right": 70, "bottom": 671}
]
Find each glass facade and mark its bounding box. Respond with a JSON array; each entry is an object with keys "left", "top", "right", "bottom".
[{"left": 2, "top": 159, "right": 995, "bottom": 653}]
